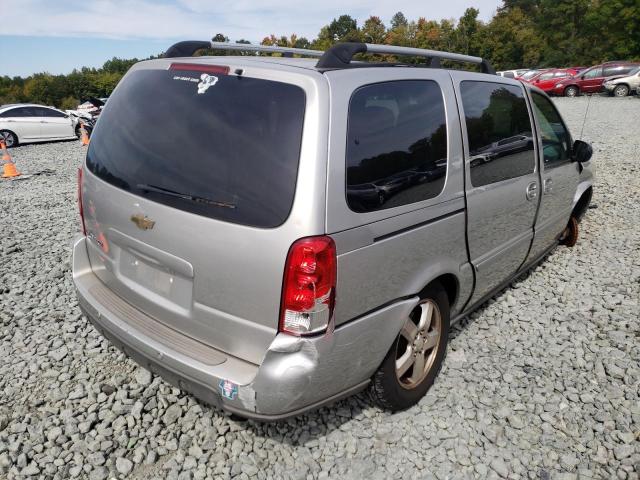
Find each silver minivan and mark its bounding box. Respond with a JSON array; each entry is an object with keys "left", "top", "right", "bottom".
[{"left": 72, "top": 41, "right": 594, "bottom": 420}]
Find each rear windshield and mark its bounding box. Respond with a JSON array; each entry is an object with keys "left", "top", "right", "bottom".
[{"left": 86, "top": 67, "right": 306, "bottom": 228}]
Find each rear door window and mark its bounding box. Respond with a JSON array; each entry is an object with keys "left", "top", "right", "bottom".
[
  {"left": 583, "top": 67, "right": 603, "bottom": 79},
  {"left": 86, "top": 67, "right": 306, "bottom": 228},
  {"left": 345, "top": 80, "right": 447, "bottom": 213},
  {"left": 460, "top": 81, "right": 535, "bottom": 187}
]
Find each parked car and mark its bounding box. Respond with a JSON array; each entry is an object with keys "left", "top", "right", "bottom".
[
  {"left": 72, "top": 40, "right": 594, "bottom": 420},
  {"left": 550, "top": 62, "right": 640, "bottom": 96},
  {"left": 528, "top": 68, "right": 580, "bottom": 92},
  {"left": 0, "top": 104, "right": 78, "bottom": 147},
  {"left": 602, "top": 66, "right": 640, "bottom": 97},
  {"left": 497, "top": 69, "right": 528, "bottom": 78},
  {"left": 516, "top": 69, "right": 550, "bottom": 81}
]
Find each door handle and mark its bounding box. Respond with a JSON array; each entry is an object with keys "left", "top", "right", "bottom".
[
  {"left": 525, "top": 182, "right": 538, "bottom": 201},
  {"left": 543, "top": 178, "right": 553, "bottom": 194}
]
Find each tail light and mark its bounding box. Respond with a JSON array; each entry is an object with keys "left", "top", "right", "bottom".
[
  {"left": 77, "top": 167, "right": 86, "bottom": 235},
  {"left": 169, "top": 63, "right": 230, "bottom": 75},
  {"left": 279, "top": 236, "right": 337, "bottom": 336}
]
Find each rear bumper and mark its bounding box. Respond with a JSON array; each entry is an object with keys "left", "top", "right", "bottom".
[{"left": 72, "top": 235, "right": 418, "bottom": 420}]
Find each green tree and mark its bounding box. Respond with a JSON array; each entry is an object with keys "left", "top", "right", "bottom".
[
  {"left": 361, "top": 16, "right": 387, "bottom": 44},
  {"left": 390, "top": 12, "right": 408, "bottom": 29}
]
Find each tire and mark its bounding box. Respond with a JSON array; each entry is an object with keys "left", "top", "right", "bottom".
[
  {"left": 0, "top": 130, "right": 18, "bottom": 148},
  {"left": 564, "top": 86, "right": 579, "bottom": 97},
  {"left": 370, "top": 283, "right": 450, "bottom": 411},
  {"left": 560, "top": 216, "right": 579, "bottom": 247},
  {"left": 613, "top": 84, "right": 629, "bottom": 97},
  {"left": 75, "top": 125, "right": 82, "bottom": 138}
]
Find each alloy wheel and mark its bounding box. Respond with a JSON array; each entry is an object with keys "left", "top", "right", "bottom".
[
  {"left": 614, "top": 85, "right": 629, "bottom": 97},
  {"left": 395, "top": 299, "right": 442, "bottom": 389},
  {"left": 0, "top": 131, "right": 15, "bottom": 147}
]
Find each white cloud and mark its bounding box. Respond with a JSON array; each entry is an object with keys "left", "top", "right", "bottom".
[{"left": 3, "top": 0, "right": 500, "bottom": 42}]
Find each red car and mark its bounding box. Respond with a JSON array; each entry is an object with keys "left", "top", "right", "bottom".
[
  {"left": 549, "top": 62, "right": 640, "bottom": 97},
  {"left": 528, "top": 68, "right": 580, "bottom": 92}
]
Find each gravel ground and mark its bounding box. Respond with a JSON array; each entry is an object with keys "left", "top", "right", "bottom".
[{"left": 1, "top": 96, "right": 638, "bottom": 480}]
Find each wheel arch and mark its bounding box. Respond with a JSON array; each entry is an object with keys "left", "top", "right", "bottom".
[
  {"left": 418, "top": 273, "right": 459, "bottom": 309},
  {"left": 0, "top": 128, "right": 19, "bottom": 146},
  {"left": 573, "top": 185, "right": 593, "bottom": 221}
]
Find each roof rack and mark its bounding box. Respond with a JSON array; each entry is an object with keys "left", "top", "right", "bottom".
[
  {"left": 164, "top": 41, "right": 324, "bottom": 59},
  {"left": 316, "top": 42, "right": 495, "bottom": 74},
  {"left": 163, "top": 40, "right": 495, "bottom": 75}
]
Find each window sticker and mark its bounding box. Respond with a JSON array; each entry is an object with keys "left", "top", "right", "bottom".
[
  {"left": 219, "top": 379, "right": 238, "bottom": 400},
  {"left": 172, "top": 73, "right": 218, "bottom": 94}
]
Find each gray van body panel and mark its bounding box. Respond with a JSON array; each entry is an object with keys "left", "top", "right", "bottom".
[
  {"left": 72, "top": 55, "right": 594, "bottom": 419},
  {"left": 81, "top": 58, "right": 330, "bottom": 365},
  {"left": 324, "top": 68, "right": 473, "bottom": 320}
]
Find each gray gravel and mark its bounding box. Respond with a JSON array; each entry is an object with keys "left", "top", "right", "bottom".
[{"left": 1, "top": 96, "right": 639, "bottom": 479}]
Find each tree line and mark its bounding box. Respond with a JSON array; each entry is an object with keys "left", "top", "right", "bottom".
[{"left": 2, "top": 0, "right": 638, "bottom": 109}]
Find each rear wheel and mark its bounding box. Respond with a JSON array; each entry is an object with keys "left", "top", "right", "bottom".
[
  {"left": 371, "top": 283, "right": 449, "bottom": 411},
  {"left": 0, "top": 130, "right": 18, "bottom": 148},
  {"left": 564, "top": 86, "right": 579, "bottom": 97},
  {"left": 613, "top": 85, "right": 629, "bottom": 97}
]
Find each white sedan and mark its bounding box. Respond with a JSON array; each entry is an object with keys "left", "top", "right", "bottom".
[{"left": 0, "top": 104, "right": 79, "bottom": 147}]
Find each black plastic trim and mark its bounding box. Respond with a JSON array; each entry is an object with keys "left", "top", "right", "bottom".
[
  {"left": 316, "top": 42, "right": 368, "bottom": 69},
  {"left": 373, "top": 208, "right": 465, "bottom": 243},
  {"left": 165, "top": 41, "right": 211, "bottom": 58}
]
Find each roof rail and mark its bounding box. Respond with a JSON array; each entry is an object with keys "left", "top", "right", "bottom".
[
  {"left": 316, "top": 42, "right": 496, "bottom": 74},
  {"left": 165, "top": 41, "right": 324, "bottom": 59}
]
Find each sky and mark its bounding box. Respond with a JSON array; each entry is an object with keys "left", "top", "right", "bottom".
[{"left": 1, "top": 0, "right": 502, "bottom": 77}]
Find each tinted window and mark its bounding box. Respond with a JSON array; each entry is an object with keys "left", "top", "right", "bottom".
[
  {"left": 461, "top": 81, "right": 535, "bottom": 187},
  {"left": 37, "top": 107, "right": 67, "bottom": 118},
  {"left": 532, "top": 92, "right": 572, "bottom": 168},
  {"left": 346, "top": 81, "right": 447, "bottom": 213},
  {"left": 604, "top": 65, "right": 637, "bottom": 76},
  {"left": 538, "top": 72, "right": 555, "bottom": 81},
  {"left": 1, "top": 107, "right": 31, "bottom": 117},
  {"left": 583, "top": 67, "right": 603, "bottom": 79},
  {"left": 87, "top": 68, "right": 305, "bottom": 228}
]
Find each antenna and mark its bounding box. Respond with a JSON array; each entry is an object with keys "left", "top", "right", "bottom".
[{"left": 579, "top": 93, "right": 592, "bottom": 140}]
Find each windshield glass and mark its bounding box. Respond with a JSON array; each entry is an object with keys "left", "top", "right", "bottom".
[{"left": 86, "top": 67, "right": 306, "bottom": 228}]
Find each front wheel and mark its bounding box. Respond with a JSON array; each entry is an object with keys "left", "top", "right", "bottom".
[
  {"left": 560, "top": 215, "right": 579, "bottom": 247},
  {"left": 0, "top": 130, "right": 18, "bottom": 148},
  {"left": 613, "top": 85, "right": 629, "bottom": 97},
  {"left": 370, "top": 283, "right": 450, "bottom": 411},
  {"left": 564, "top": 86, "right": 579, "bottom": 97}
]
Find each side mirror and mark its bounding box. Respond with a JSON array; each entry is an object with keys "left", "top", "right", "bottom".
[{"left": 572, "top": 140, "right": 593, "bottom": 163}]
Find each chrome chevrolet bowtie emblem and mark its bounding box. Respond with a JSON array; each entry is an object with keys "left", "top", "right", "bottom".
[{"left": 130, "top": 213, "right": 155, "bottom": 230}]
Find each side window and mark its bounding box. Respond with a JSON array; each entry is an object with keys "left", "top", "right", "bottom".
[
  {"left": 460, "top": 81, "right": 535, "bottom": 187},
  {"left": 583, "top": 67, "right": 602, "bottom": 79},
  {"left": 40, "top": 108, "right": 67, "bottom": 118},
  {"left": 1, "top": 108, "right": 26, "bottom": 117},
  {"left": 346, "top": 80, "right": 447, "bottom": 213},
  {"left": 531, "top": 92, "right": 572, "bottom": 168}
]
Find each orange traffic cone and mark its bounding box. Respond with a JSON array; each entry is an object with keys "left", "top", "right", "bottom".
[
  {"left": 80, "top": 123, "right": 90, "bottom": 146},
  {"left": 1, "top": 140, "right": 10, "bottom": 161},
  {"left": 1, "top": 140, "right": 21, "bottom": 178}
]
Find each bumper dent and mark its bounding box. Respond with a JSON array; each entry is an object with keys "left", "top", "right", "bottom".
[{"left": 73, "top": 235, "right": 418, "bottom": 419}]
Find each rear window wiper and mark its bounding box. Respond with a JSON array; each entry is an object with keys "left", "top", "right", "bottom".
[{"left": 136, "top": 184, "right": 236, "bottom": 209}]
